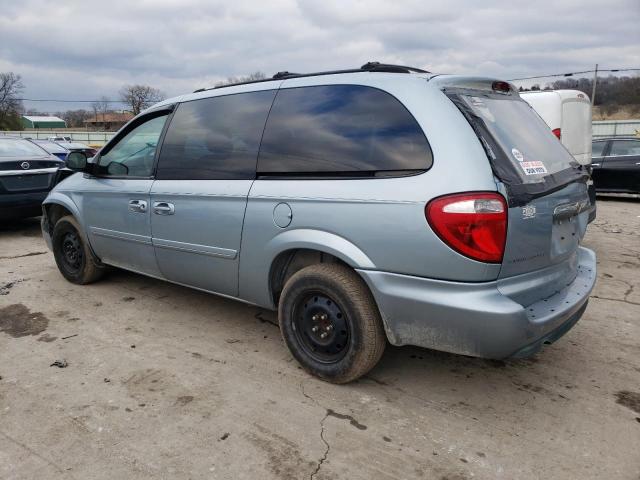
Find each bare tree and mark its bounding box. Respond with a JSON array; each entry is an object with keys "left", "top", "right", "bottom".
[
  {"left": 119, "top": 85, "right": 165, "bottom": 115},
  {"left": 215, "top": 71, "right": 266, "bottom": 87},
  {"left": 0, "top": 72, "right": 24, "bottom": 130},
  {"left": 62, "top": 109, "right": 92, "bottom": 128},
  {"left": 91, "top": 96, "right": 110, "bottom": 124}
]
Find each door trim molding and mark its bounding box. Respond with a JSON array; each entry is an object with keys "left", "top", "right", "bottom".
[
  {"left": 152, "top": 237, "right": 237, "bottom": 259},
  {"left": 90, "top": 226, "right": 152, "bottom": 245}
]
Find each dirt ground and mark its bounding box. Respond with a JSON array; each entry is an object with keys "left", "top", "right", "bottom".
[{"left": 1, "top": 196, "right": 639, "bottom": 480}]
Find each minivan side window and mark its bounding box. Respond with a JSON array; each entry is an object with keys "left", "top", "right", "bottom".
[
  {"left": 98, "top": 113, "right": 169, "bottom": 177},
  {"left": 257, "top": 85, "right": 432, "bottom": 175},
  {"left": 156, "top": 90, "right": 277, "bottom": 180}
]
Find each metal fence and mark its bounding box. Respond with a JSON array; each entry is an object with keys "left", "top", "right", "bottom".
[
  {"left": 3, "top": 120, "right": 639, "bottom": 145},
  {"left": 592, "top": 120, "right": 640, "bottom": 138},
  {"left": 0, "top": 130, "right": 116, "bottom": 146}
]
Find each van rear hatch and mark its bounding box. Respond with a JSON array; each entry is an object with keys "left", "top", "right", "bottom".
[{"left": 441, "top": 79, "right": 591, "bottom": 302}]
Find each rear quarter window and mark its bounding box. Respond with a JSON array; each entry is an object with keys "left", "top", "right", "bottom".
[{"left": 257, "top": 85, "right": 432, "bottom": 175}]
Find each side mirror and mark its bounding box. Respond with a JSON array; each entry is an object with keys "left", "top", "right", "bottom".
[{"left": 65, "top": 151, "right": 88, "bottom": 171}]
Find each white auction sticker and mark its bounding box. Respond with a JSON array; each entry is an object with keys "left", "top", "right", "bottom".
[
  {"left": 520, "top": 161, "right": 548, "bottom": 175},
  {"left": 512, "top": 148, "right": 524, "bottom": 162}
]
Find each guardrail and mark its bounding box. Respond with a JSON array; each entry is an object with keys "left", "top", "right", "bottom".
[
  {"left": 592, "top": 120, "right": 640, "bottom": 138},
  {"left": 0, "top": 130, "right": 117, "bottom": 146},
  {"left": 3, "top": 120, "right": 639, "bottom": 145}
]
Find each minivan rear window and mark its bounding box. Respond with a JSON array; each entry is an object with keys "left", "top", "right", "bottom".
[
  {"left": 449, "top": 90, "right": 587, "bottom": 204},
  {"left": 458, "top": 94, "right": 576, "bottom": 183},
  {"left": 257, "top": 85, "right": 432, "bottom": 176}
]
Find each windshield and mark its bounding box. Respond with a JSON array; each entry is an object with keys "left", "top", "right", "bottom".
[
  {"left": 458, "top": 94, "right": 577, "bottom": 184},
  {"left": 0, "top": 138, "right": 49, "bottom": 157}
]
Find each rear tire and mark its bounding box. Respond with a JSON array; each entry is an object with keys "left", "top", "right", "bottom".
[
  {"left": 52, "top": 215, "right": 105, "bottom": 284},
  {"left": 278, "top": 263, "right": 386, "bottom": 384}
]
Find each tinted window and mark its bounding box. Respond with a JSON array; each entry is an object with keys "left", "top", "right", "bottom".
[
  {"left": 257, "top": 85, "right": 432, "bottom": 174},
  {"left": 458, "top": 94, "right": 576, "bottom": 183},
  {"left": 156, "top": 90, "right": 276, "bottom": 180},
  {"left": 99, "top": 114, "right": 169, "bottom": 177},
  {"left": 609, "top": 139, "right": 640, "bottom": 156},
  {"left": 591, "top": 141, "right": 606, "bottom": 157}
]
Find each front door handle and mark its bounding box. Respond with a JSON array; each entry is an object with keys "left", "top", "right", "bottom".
[
  {"left": 128, "top": 200, "right": 147, "bottom": 213},
  {"left": 153, "top": 201, "right": 175, "bottom": 215}
]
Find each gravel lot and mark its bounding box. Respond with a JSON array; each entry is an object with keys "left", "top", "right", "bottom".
[{"left": 1, "top": 196, "right": 639, "bottom": 480}]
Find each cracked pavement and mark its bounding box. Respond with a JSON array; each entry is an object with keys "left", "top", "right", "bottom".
[{"left": 1, "top": 195, "right": 639, "bottom": 480}]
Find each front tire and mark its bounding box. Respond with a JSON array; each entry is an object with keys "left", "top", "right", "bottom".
[
  {"left": 52, "top": 215, "right": 104, "bottom": 284},
  {"left": 278, "top": 263, "right": 386, "bottom": 384}
]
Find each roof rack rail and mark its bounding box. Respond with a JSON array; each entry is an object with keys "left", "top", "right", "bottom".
[
  {"left": 192, "top": 61, "right": 430, "bottom": 93},
  {"left": 360, "top": 61, "right": 429, "bottom": 74}
]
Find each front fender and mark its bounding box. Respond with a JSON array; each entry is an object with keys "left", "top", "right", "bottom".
[
  {"left": 41, "top": 191, "right": 88, "bottom": 252},
  {"left": 43, "top": 191, "right": 82, "bottom": 221}
]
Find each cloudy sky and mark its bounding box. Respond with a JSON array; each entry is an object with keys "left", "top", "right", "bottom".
[{"left": 1, "top": 0, "right": 639, "bottom": 112}]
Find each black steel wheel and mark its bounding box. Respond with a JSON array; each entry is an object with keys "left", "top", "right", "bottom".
[
  {"left": 52, "top": 215, "right": 105, "bottom": 285},
  {"left": 60, "top": 230, "right": 84, "bottom": 274},
  {"left": 293, "top": 292, "right": 351, "bottom": 363},
  {"left": 279, "top": 263, "right": 386, "bottom": 384}
]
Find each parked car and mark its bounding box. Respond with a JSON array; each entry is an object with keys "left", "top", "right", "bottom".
[
  {"left": 591, "top": 137, "right": 640, "bottom": 193},
  {"left": 48, "top": 136, "right": 72, "bottom": 143},
  {"left": 0, "top": 136, "right": 65, "bottom": 220},
  {"left": 28, "top": 139, "right": 70, "bottom": 160},
  {"left": 41, "top": 63, "right": 596, "bottom": 383},
  {"left": 30, "top": 139, "right": 98, "bottom": 160}
]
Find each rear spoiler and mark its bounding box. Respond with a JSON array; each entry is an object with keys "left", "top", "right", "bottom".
[{"left": 429, "top": 76, "right": 518, "bottom": 95}]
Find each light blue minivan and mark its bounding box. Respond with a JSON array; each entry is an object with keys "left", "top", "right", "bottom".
[{"left": 42, "top": 63, "right": 596, "bottom": 383}]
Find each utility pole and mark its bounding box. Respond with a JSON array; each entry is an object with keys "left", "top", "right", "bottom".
[{"left": 591, "top": 64, "right": 598, "bottom": 106}]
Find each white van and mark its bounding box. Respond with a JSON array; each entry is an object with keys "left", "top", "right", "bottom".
[{"left": 520, "top": 90, "right": 592, "bottom": 165}]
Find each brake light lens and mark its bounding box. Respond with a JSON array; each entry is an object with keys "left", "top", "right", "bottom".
[
  {"left": 552, "top": 128, "right": 561, "bottom": 140},
  {"left": 426, "top": 193, "right": 508, "bottom": 263}
]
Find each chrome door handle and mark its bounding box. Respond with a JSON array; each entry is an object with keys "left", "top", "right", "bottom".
[
  {"left": 153, "top": 202, "right": 175, "bottom": 215},
  {"left": 128, "top": 200, "right": 147, "bottom": 213},
  {"left": 591, "top": 163, "right": 600, "bottom": 166}
]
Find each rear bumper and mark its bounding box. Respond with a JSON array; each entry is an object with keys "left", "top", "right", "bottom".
[
  {"left": 357, "top": 247, "right": 596, "bottom": 359},
  {"left": 0, "top": 192, "right": 47, "bottom": 220}
]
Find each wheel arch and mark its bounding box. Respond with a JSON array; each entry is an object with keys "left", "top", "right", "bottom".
[
  {"left": 42, "top": 194, "right": 100, "bottom": 263},
  {"left": 42, "top": 194, "right": 82, "bottom": 237},
  {"left": 265, "top": 229, "right": 376, "bottom": 306}
]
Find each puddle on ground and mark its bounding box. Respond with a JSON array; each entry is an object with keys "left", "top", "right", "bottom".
[{"left": 0, "top": 304, "right": 49, "bottom": 338}]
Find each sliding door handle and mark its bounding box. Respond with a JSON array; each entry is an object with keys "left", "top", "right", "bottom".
[{"left": 153, "top": 202, "right": 175, "bottom": 215}]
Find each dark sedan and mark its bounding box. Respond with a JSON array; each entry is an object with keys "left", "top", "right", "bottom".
[
  {"left": 591, "top": 137, "right": 640, "bottom": 194},
  {"left": 0, "top": 136, "right": 66, "bottom": 220},
  {"left": 29, "top": 139, "right": 98, "bottom": 160}
]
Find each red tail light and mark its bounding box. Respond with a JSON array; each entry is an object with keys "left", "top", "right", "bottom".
[
  {"left": 552, "top": 128, "right": 561, "bottom": 140},
  {"left": 426, "top": 192, "right": 507, "bottom": 263}
]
